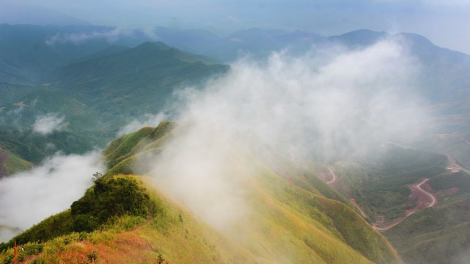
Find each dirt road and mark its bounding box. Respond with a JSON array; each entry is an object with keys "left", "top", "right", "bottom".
[
  {"left": 350, "top": 199, "right": 368, "bottom": 218},
  {"left": 373, "top": 178, "right": 437, "bottom": 232},
  {"left": 326, "top": 166, "right": 337, "bottom": 184},
  {"left": 415, "top": 178, "right": 436, "bottom": 208}
]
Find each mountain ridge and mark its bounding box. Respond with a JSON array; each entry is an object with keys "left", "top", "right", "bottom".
[{"left": 0, "top": 122, "right": 402, "bottom": 263}]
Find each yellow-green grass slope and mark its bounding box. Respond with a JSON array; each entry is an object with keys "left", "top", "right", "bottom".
[{"left": 0, "top": 122, "right": 402, "bottom": 264}]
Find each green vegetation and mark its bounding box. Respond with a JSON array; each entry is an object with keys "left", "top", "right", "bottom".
[
  {"left": 429, "top": 171, "right": 470, "bottom": 193},
  {"left": 333, "top": 146, "right": 448, "bottom": 220},
  {"left": 0, "top": 127, "right": 98, "bottom": 177},
  {"left": 412, "top": 134, "right": 470, "bottom": 169},
  {"left": 0, "top": 123, "right": 402, "bottom": 263},
  {"left": 0, "top": 83, "right": 36, "bottom": 106},
  {"left": 103, "top": 121, "right": 176, "bottom": 177},
  {"left": 71, "top": 175, "right": 153, "bottom": 232},
  {"left": 103, "top": 127, "right": 155, "bottom": 168},
  {"left": 0, "top": 175, "right": 157, "bottom": 251},
  {"left": 330, "top": 145, "right": 470, "bottom": 264},
  {"left": 0, "top": 41, "right": 228, "bottom": 144},
  {"left": 0, "top": 147, "right": 34, "bottom": 176},
  {"left": 0, "top": 127, "right": 97, "bottom": 164},
  {"left": 386, "top": 197, "right": 470, "bottom": 264}
]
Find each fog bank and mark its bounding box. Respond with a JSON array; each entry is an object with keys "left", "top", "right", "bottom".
[
  {"left": 0, "top": 152, "right": 104, "bottom": 242},
  {"left": 138, "top": 38, "right": 431, "bottom": 231}
]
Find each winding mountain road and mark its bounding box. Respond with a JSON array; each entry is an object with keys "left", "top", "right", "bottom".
[
  {"left": 326, "top": 167, "right": 337, "bottom": 185},
  {"left": 373, "top": 178, "right": 437, "bottom": 232},
  {"left": 350, "top": 199, "right": 368, "bottom": 218},
  {"left": 416, "top": 178, "right": 436, "bottom": 208}
]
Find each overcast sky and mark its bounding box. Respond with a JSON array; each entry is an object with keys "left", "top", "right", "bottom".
[{"left": 1, "top": 0, "right": 469, "bottom": 54}]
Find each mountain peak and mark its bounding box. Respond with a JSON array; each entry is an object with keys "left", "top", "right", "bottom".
[{"left": 135, "top": 41, "right": 172, "bottom": 51}]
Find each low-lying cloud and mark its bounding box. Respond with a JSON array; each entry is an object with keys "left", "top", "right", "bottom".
[
  {"left": 32, "top": 113, "right": 64, "bottom": 135},
  {"left": 0, "top": 152, "right": 104, "bottom": 242},
  {"left": 117, "top": 112, "right": 167, "bottom": 136},
  {"left": 45, "top": 28, "right": 125, "bottom": 45},
  {"left": 44, "top": 27, "right": 159, "bottom": 46},
  {"left": 136, "top": 37, "right": 431, "bottom": 231},
  {"left": 172, "top": 38, "right": 427, "bottom": 160}
]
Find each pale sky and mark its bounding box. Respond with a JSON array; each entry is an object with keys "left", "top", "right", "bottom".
[{"left": 1, "top": 0, "right": 470, "bottom": 54}]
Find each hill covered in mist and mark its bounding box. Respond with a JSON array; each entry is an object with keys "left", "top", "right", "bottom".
[{"left": 0, "top": 121, "right": 402, "bottom": 264}]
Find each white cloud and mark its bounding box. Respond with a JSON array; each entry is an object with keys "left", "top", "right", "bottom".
[
  {"left": 227, "top": 15, "right": 239, "bottom": 22},
  {"left": 0, "top": 152, "right": 104, "bottom": 242},
  {"left": 136, "top": 38, "right": 430, "bottom": 232},
  {"left": 117, "top": 112, "right": 167, "bottom": 136},
  {"left": 45, "top": 27, "right": 133, "bottom": 45},
  {"left": 32, "top": 113, "right": 65, "bottom": 135}
]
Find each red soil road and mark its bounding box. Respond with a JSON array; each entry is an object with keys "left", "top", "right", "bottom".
[
  {"left": 326, "top": 166, "right": 337, "bottom": 185},
  {"left": 373, "top": 178, "right": 437, "bottom": 232},
  {"left": 409, "top": 178, "right": 437, "bottom": 208}
]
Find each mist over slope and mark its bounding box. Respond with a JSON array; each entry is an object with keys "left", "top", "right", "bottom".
[
  {"left": 0, "top": 120, "right": 401, "bottom": 263},
  {"left": 0, "top": 152, "right": 104, "bottom": 242},
  {"left": 142, "top": 37, "right": 430, "bottom": 162}
]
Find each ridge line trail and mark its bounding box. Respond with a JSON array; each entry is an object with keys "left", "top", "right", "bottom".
[
  {"left": 326, "top": 166, "right": 337, "bottom": 184},
  {"left": 350, "top": 199, "right": 368, "bottom": 218},
  {"left": 19, "top": 207, "right": 155, "bottom": 264},
  {"left": 132, "top": 206, "right": 155, "bottom": 232},
  {"left": 374, "top": 178, "right": 437, "bottom": 232}
]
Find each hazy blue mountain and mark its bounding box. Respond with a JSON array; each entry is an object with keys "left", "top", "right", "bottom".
[
  {"left": 0, "top": 41, "right": 228, "bottom": 142},
  {"left": 65, "top": 45, "right": 131, "bottom": 65},
  {"left": 328, "top": 29, "right": 387, "bottom": 47},
  {"left": 0, "top": 2, "right": 90, "bottom": 26},
  {"left": 0, "top": 24, "right": 153, "bottom": 85},
  {"left": 1, "top": 25, "right": 470, "bottom": 138},
  {"left": 152, "top": 26, "right": 220, "bottom": 54}
]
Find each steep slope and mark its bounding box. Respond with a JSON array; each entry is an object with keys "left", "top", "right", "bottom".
[
  {"left": 102, "top": 122, "right": 401, "bottom": 263},
  {"left": 0, "top": 122, "right": 402, "bottom": 264},
  {"left": 327, "top": 144, "right": 470, "bottom": 264}
]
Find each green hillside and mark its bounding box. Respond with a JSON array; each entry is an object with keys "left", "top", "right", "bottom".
[
  {"left": 0, "top": 42, "right": 228, "bottom": 139},
  {"left": 386, "top": 169, "right": 470, "bottom": 264},
  {"left": 0, "top": 122, "right": 402, "bottom": 263},
  {"left": 330, "top": 146, "right": 447, "bottom": 221},
  {"left": 326, "top": 144, "right": 470, "bottom": 264},
  {"left": 0, "top": 83, "right": 35, "bottom": 106},
  {"left": 0, "top": 24, "right": 118, "bottom": 85},
  {"left": 46, "top": 41, "right": 227, "bottom": 114},
  {"left": 0, "top": 147, "right": 34, "bottom": 178},
  {"left": 0, "top": 127, "right": 97, "bottom": 177},
  {"left": 386, "top": 197, "right": 470, "bottom": 264},
  {"left": 412, "top": 133, "right": 470, "bottom": 169}
]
